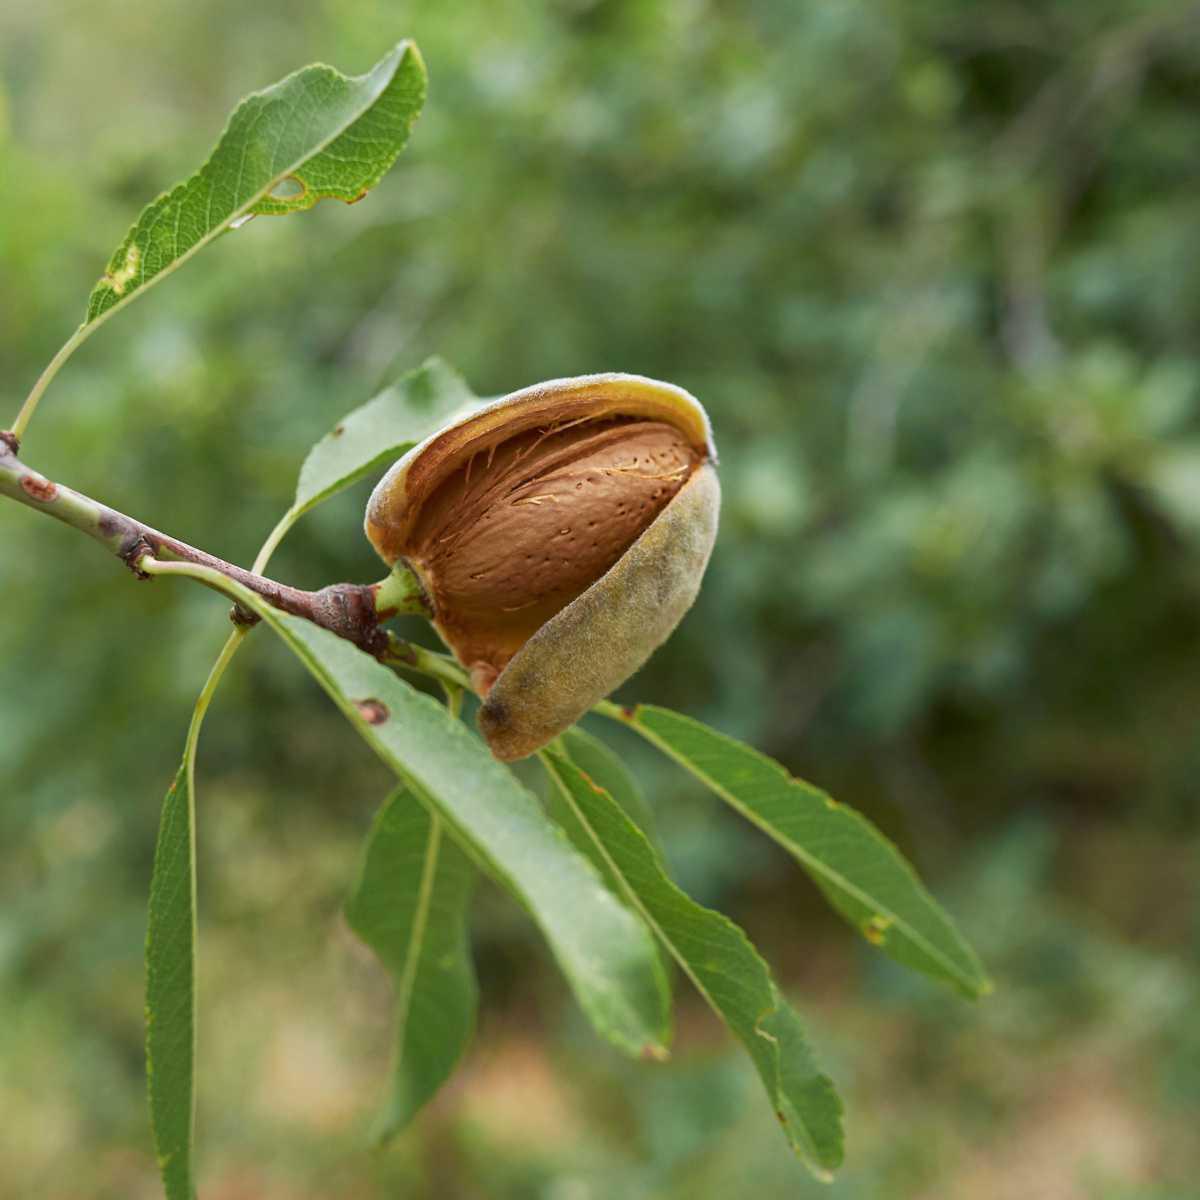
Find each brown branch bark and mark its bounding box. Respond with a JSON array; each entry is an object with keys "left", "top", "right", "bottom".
[{"left": 0, "top": 437, "right": 396, "bottom": 655}]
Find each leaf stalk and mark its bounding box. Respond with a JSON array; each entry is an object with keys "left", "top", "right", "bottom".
[{"left": 8, "top": 321, "right": 92, "bottom": 443}]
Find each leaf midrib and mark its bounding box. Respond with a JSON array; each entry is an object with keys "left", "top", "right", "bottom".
[{"left": 391, "top": 808, "right": 442, "bottom": 1057}]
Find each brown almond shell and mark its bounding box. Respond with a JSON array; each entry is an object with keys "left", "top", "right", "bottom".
[
  {"left": 365, "top": 373, "right": 715, "bottom": 566},
  {"left": 479, "top": 461, "right": 720, "bottom": 760},
  {"left": 363, "top": 373, "right": 719, "bottom": 759}
]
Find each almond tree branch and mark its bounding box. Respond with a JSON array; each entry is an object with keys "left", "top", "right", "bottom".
[{"left": 0, "top": 436, "right": 430, "bottom": 654}]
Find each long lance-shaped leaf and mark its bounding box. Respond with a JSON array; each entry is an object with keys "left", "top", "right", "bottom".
[
  {"left": 145, "top": 635, "right": 241, "bottom": 1200},
  {"left": 555, "top": 731, "right": 674, "bottom": 990},
  {"left": 345, "top": 789, "right": 478, "bottom": 1142},
  {"left": 255, "top": 357, "right": 481, "bottom": 565},
  {"left": 559, "top": 727, "right": 662, "bottom": 852},
  {"left": 145, "top": 764, "right": 195, "bottom": 1200},
  {"left": 295, "top": 358, "right": 479, "bottom": 515},
  {"left": 541, "top": 751, "right": 843, "bottom": 1178},
  {"left": 87, "top": 41, "right": 426, "bottom": 324},
  {"left": 13, "top": 42, "right": 426, "bottom": 440},
  {"left": 599, "top": 704, "right": 991, "bottom": 1000},
  {"left": 145, "top": 561, "right": 671, "bottom": 1057}
]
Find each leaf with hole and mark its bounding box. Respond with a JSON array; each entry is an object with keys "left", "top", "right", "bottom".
[{"left": 85, "top": 41, "right": 426, "bottom": 327}]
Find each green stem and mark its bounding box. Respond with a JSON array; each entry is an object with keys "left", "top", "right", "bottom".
[
  {"left": 188, "top": 630, "right": 247, "bottom": 749},
  {"left": 383, "top": 632, "right": 472, "bottom": 692},
  {"left": 251, "top": 507, "right": 301, "bottom": 575},
  {"left": 375, "top": 561, "right": 430, "bottom": 618},
  {"left": 168, "top": 511, "right": 302, "bottom": 811},
  {"left": 443, "top": 685, "right": 464, "bottom": 719},
  {"left": 9, "top": 322, "right": 92, "bottom": 443}
]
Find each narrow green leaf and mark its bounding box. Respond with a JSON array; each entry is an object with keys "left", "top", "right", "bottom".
[
  {"left": 145, "top": 634, "right": 243, "bottom": 1200},
  {"left": 86, "top": 41, "right": 426, "bottom": 326},
  {"left": 556, "top": 730, "right": 673, "bottom": 988},
  {"left": 145, "top": 763, "right": 196, "bottom": 1200},
  {"left": 541, "top": 752, "right": 843, "bottom": 1177},
  {"left": 295, "top": 357, "right": 478, "bottom": 515},
  {"left": 253, "top": 356, "right": 480, "bottom": 571},
  {"left": 559, "top": 727, "right": 662, "bottom": 850},
  {"left": 345, "top": 789, "right": 478, "bottom": 1142},
  {"left": 175, "top": 568, "right": 669, "bottom": 1057},
  {"left": 603, "top": 704, "right": 991, "bottom": 1000}
]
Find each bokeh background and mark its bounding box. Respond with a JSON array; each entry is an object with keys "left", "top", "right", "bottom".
[{"left": 3, "top": 2, "right": 1200, "bottom": 1197}]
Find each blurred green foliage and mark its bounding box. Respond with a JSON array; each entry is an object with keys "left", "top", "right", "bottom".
[{"left": 2, "top": 1, "right": 1199, "bottom": 1196}]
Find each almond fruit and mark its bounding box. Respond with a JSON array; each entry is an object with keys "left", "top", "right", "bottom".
[{"left": 366, "top": 374, "right": 720, "bottom": 759}]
